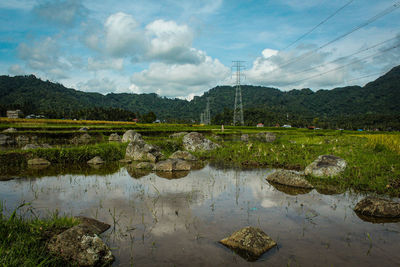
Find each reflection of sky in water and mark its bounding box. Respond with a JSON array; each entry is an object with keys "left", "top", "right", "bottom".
[{"left": 1, "top": 165, "right": 400, "bottom": 266}]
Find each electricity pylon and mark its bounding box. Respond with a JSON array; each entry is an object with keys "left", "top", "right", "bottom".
[{"left": 232, "top": 61, "right": 245, "bottom": 126}]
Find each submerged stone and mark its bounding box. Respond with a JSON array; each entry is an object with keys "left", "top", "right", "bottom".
[
  {"left": 266, "top": 169, "right": 313, "bottom": 189},
  {"left": 305, "top": 155, "right": 346, "bottom": 178},
  {"left": 354, "top": 197, "right": 400, "bottom": 218},
  {"left": 219, "top": 226, "right": 277, "bottom": 261}
]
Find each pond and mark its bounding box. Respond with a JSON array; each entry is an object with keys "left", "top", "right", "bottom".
[{"left": 1, "top": 164, "right": 400, "bottom": 266}]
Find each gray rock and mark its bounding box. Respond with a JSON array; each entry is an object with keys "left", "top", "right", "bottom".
[
  {"left": 169, "top": 132, "right": 189, "bottom": 138},
  {"left": 354, "top": 197, "right": 400, "bottom": 218},
  {"left": 136, "top": 162, "right": 155, "bottom": 169},
  {"left": 41, "top": 143, "right": 52, "bottom": 149},
  {"left": 241, "top": 134, "right": 249, "bottom": 142},
  {"left": 266, "top": 169, "right": 313, "bottom": 189},
  {"left": 87, "top": 156, "right": 104, "bottom": 165},
  {"left": 2, "top": 127, "right": 17, "bottom": 133},
  {"left": 71, "top": 133, "right": 92, "bottom": 145},
  {"left": 79, "top": 127, "right": 89, "bottom": 131},
  {"left": 219, "top": 226, "right": 277, "bottom": 261},
  {"left": 153, "top": 159, "right": 191, "bottom": 171},
  {"left": 0, "top": 134, "right": 13, "bottom": 146},
  {"left": 169, "top": 150, "right": 197, "bottom": 161},
  {"left": 108, "top": 133, "right": 121, "bottom": 142},
  {"left": 305, "top": 155, "right": 347, "bottom": 178},
  {"left": 75, "top": 216, "right": 111, "bottom": 235},
  {"left": 254, "top": 132, "right": 276, "bottom": 142},
  {"left": 28, "top": 158, "right": 51, "bottom": 165},
  {"left": 22, "top": 144, "right": 41, "bottom": 150},
  {"left": 16, "top": 135, "right": 30, "bottom": 146},
  {"left": 47, "top": 224, "right": 114, "bottom": 266},
  {"left": 125, "top": 140, "right": 163, "bottom": 162},
  {"left": 122, "top": 130, "right": 142, "bottom": 143},
  {"left": 182, "top": 132, "right": 220, "bottom": 152}
]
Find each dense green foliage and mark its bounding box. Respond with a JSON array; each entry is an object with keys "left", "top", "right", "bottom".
[{"left": 1, "top": 65, "right": 399, "bottom": 128}]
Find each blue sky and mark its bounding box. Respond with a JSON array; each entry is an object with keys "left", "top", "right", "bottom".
[{"left": 0, "top": 0, "right": 399, "bottom": 99}]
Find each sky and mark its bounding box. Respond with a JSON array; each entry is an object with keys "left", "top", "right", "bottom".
[{"left": 0, "top": 0, "right": 399, "bottom": 99}]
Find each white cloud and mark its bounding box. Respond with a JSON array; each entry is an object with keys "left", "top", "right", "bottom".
[
  {"left": 8, "top": 64, "right": 26, "bottom": 75},
  {"left": 87, "top": 57, "right": 124, "bottom": 71},
  {"left": 76, "top": 77, "right": 117, "bottom": 94},
  {"left": 33, "top": 0, "right": 88, "bottom": 26},
  {"left": 130, "top": 55, "right": 230, "bottom": 97}
]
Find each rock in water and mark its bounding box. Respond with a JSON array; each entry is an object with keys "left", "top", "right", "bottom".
[
  {"left": 354, "top": 197, "right": 400, "bottom": 218},
  {"left": 153, "top": 159, "right": 191, "bottom": 171},
  {"left": 266, "top": 169, "right": 313, "bottom": 189},
  {"left": 305, "top": 155, "right": 346, "bottom": 178},
  {"left": 75, "top": 216, "right": 111, "bottom": 235},
  {"left": 169, "top": 150, "right": 197, "bottom": 161},
  {"left": 87, "top": 156, "right": 104, "bottom": 165},
  {"left": 122, "top": 130, "right": 142, "bottom": 143},
  {"left": 136, "top": 162, "right": 155, "bottom": 169},
  {"left": 108, "top": 133, "right": 121, "bottom": 142},
  {"left": 125, "top": 140, "right": 163, "bottom": 162},
  {"left": 27, "top": 158, "right": 51, "bottom": 165},
  {"left": 16, "top": 135, "right": 30, "bottom": 146},
  {"left": 182, "top": 132, "right": 219, "bottom": 152},
  {"left": 47, "top": 224, "right": 114, "bottom": 266},
  {"left": 219, "top": 226, "right": 277, "bottom": 261}
]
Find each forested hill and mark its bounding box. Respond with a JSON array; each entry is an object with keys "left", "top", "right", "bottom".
[{"left": 0, "top": 65, "right": 399, "bottom": 125}]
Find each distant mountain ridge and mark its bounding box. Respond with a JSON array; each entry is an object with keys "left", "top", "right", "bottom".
[{"left": 0, "top": 65, "right": 399, "bottom": 126}]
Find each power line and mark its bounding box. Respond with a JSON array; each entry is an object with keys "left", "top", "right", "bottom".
[
  {"left": 293, "top": 35, "right": 399, "bottom": 75},
  {"left": 277, "top": 1, "right": 400, "bottom": 70},
  {"left": 283, "top": 0, "right": 354, "bottom": 50},
  {"left": 289, "top": 42, "right": 400, "bottom": 85},
  {"left": 345, "top": 70, "right": 387, "bottom": 83}
]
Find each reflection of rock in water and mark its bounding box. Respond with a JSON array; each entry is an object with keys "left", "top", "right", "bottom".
[
  {"left": 27, "top": 163, "right": 50, "bottom": 171},
  {"left": 189, "top": 161, "right": 206, "bottom": 170},
  {"left": 156, "top": 171, "right": 189, "bottom": 179},
  {"left": 269, "top": 181, "right": 312, "bottom": 195},
  {"left": 126, "top": 165, "right": 151, "bottom": 179},
  {"left": 355, "top": 212, "right": 400, "bottom": 223},
  {"left": 313, "top": 183, "right": 346, "bottom": 195}
]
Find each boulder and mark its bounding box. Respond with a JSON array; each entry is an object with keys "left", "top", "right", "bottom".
[
  {"left": 136, "top": 162, "right": 155, "bottom": 169},
  {"left": 169, "top": 150, "right": 197, "bottom": 161},
  {"left": 153, "top": 159, "right": 191, "bottom": 171},
  {"left": 254, "top": 132, "right": 276, "bottom": 143},
  {"left": 219, "top": 226, "right": 277, "bottom": 261},
  {"left": 305, "top": 155, "right": 347, "bottom": 178},
  {"left": 241, "top": 134, "right": 249, "bottom": 142},
  {"left": 122, "top": 130, "right": 142, "bottom": 143},
  {"left": 87, "top": 156, "right": 104, "bottom": 165},
  {"left": 47, "top": 224, "right": 114, "bottom": 266},
  {"left": 108, "top": 133, "right": 121, "bottom": 142},
  {"left": 0, "top": 134, "right": 13, "bottom": 146},
  {"left": 75, "top": 216, "right": 110, "bottom": 235},
  {"left": 182, "top": 132, "right": 219, "bottom": 152},
  {"left": 169, "top": 132, "right": 189, "bottom": 138},
  {"left": 266, "top": 169, "right": 313, "bottom": 189},
  {"left": 125, "top": 140, "right": 163, "bottom": 162},
  {"left": 71, "top": 133, "right": 92, "bottom": 145},
  {"left": 28, "top": 158, "right": 51, "bottom": 165},
  {"left": 354, "top": 197, "right": 400, "bottom": 218},
  {"left": 2, "top": 127, "right": 17, "bottom": 133},
  {"left": 16, "top": 135, "right": 30, "bottom": 146}
]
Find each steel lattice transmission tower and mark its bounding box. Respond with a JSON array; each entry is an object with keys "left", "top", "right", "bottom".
[{"left": 232, "top": 61, "right": 245, "bottom": 126}]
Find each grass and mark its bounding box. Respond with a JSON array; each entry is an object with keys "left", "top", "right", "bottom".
[{"left": 0, "top": 202, "right": 78, "bottom": 266}]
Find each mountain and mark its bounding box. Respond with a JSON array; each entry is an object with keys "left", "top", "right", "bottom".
[{"left": 0, "top": 65, "right": 399, "bottom": 128}]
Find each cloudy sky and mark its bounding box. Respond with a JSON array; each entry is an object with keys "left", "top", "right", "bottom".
[{"left": 1, "top": 0, "right": 399, "bottom": 99}]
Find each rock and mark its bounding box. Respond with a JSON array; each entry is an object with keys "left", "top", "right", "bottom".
[
  {"left": 22, "top": 144, "right": 41, "bottom": 150},
  {"left": 169, "top": 150, "right": 197, "bottom": 161},
  {"left": 136, "top": 162, "right": 155, "bottom": 169},
  {"left": 153, "top": 159, "right": 191, "bottom": 172},
  {"left": 2, "top": 127, "right": 17, "bottom": 133},
  {"left": 169, "top": 132, "right": 189, "bottom": 138},
  {"left": 219, "top": 226, "right": 277, "bottom": 261},
  {"left": 254, "top": 132, "right": 276, "bottom": 142},
  {"left": 79, "top": 127, "right": 89, "bottom": 131},
  {"left": 125, "top": 140, "right": 163, "bottom": 162},
  {"left": 354, "top": 197, "right": 400, "bottom": 218},
  {"left": 108, "top": 133, "right": 121, "bottom": 142},
  {"left": 41, "top": 143, "right": 52, "bottom": 149},
  {"left": 305, "top": 155, "right": 347, "bottom": 178},
  {"left": 75, "top": 216, "right": 110, "bottom": 235},
  {"left": 266, "top": 169, "right": 313, "bottom": 189},
  {"left": 241, "top": 134, "right": 249, "bottom": 142},
  {"left": 182, "top": 132, "right": 220, "bottom": 152},
  {"left": 0, "top": 134, "right": 13, "bottom": 146},
  {"left": 16, "top": 135, "right": 30, "bottom": 146},
  {"left": 28, "top": 158, "right": 51, "bottom": 165},
  {"left": 122, "top": 130, "right": 142, "bottom": 143},
  {"left": 71, "top": 133, "right": 92, "bottom": 145},
  {"left": 47, "top": 224, "right": 114, "bottom": 266},
  {"left": 87, "top": 156, "right": 104, "bottom": 165}
]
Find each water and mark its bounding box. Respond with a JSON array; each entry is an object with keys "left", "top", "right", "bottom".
[{"left": 1, "top": 164, "right": 400, "bottom": 266}]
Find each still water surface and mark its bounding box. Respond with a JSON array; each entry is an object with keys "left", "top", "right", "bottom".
[{"left": 1, "top": 164, "right": 400, "bottom": 266}]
